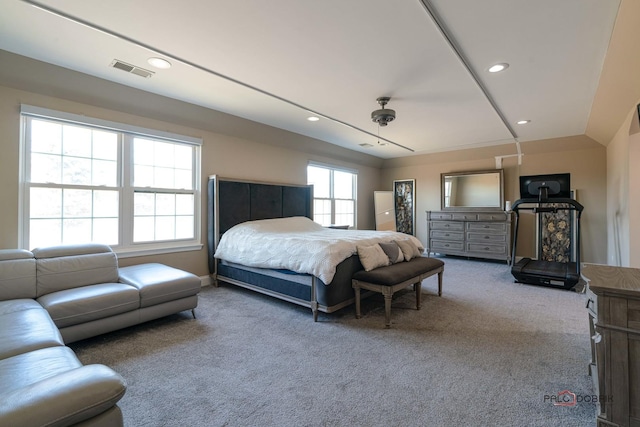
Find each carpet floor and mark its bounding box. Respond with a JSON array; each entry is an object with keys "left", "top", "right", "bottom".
[{"left": 70, "top": 257, "right": 596, "bottom": 427}]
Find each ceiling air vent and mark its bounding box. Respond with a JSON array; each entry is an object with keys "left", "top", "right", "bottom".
[{"left": 110, "top": 59, "right": 154, "bottom": 78}]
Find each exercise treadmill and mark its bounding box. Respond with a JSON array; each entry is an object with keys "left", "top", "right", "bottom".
[{"left": 510, "top": 174, "right": 584, "bottom": 290}]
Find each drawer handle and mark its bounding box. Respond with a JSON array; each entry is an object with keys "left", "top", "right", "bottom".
[
  {"left": 484, "top": 236, "right": 490, "bottom": 239},
  {"left": 445, "top": 233, "right": 450, "bottom": 236},
  {"left": 484, "top": 247, "right": 490, "bottom": 251},
  {"left": 483, "top": 225, "right": 490, "bottom": 228},
  {"left": 444, "top": 244, "right": 450, "bottom": 247},
  {"left": 444, "top": 224, "right": 450, "bottom": 228}
]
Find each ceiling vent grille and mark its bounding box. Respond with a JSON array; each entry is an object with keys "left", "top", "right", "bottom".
[{"left": 110, "top": 60, "right": 154, "bottom": 78}]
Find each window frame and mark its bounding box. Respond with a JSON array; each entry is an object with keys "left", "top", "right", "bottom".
[
  {"left": 307, "top": 162, "right": 358, "bottom": 228},
  {"left": 19, "top": 105, "right": 203, "bottom": 258}
]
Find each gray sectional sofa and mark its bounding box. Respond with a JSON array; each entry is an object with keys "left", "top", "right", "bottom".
[{"left": 0, "top": 243, "right": 201, "bottom": 426}]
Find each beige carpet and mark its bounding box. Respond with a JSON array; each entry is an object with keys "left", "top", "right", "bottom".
[{"left": 70, "top": 257, "right": 595, "bottom": 426}]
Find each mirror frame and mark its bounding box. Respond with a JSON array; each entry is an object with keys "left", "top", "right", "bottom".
[{"left": 441, "top": 169, "right": 504, "bottom": 211}]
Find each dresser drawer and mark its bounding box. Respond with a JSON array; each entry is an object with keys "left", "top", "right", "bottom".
[
  {"left": 431, "top": 240, "right": 464, "bottom": 252},
  {"left": 429, "top": 212, "right": 453, "bottom": 220},
  {"left": 466, "top": 232, "right": 506, "bottom": 243},
  {"left": 430, "top": 221, "right": 464, "bottom": 231},
  {"left": 467, "top": 222, "right": 506, "bottom": 233},
  {"left": 452, "top": 213, "right": 478, "bottom": 221},
  {"left": 430, "top": 230, "right": 464, "bottom": 241},
  {"left": 477, "top": 212, "right": 508, "bottom": 221},
  {"left": 467, "top": 242, "right": 507, "bottom": 255}
]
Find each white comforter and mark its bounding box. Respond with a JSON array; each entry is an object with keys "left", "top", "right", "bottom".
[{"left": 214, "top": 216, "right": 424, "bottom": 284}]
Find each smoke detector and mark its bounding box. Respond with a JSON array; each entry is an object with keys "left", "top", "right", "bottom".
[{"left": 371, "top": 97, "right": 396, "bottom": 126}]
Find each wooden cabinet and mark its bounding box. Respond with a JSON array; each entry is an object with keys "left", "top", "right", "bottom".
[
  {"left": 426, "top": 210, "right": 512, "bottom": 263},
  {"left": 582, "top": 263, "right": 640, "bottom": 427}
]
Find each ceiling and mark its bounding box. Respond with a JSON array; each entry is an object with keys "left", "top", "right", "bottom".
[{"left": 0, "top": 0, "right": 621, "bottom": 159}]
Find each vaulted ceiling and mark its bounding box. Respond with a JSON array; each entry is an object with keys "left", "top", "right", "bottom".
[{"left": 0, "top": 0, "right": 621, "bottom": 159}]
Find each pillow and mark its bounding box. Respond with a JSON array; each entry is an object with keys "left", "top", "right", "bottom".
[
  {"left": 378, "top": 242, "right": 404, "bottom": 264},
  {"left": 394, "top": 239, "right": 423, "bottom": 261},
  {"left": 357, "top": 244, "right": 390, "bottom": 271}
]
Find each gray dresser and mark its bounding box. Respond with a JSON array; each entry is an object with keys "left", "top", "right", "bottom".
[{"left": 426, "top": 210, "right": 512, "bottom": 263}]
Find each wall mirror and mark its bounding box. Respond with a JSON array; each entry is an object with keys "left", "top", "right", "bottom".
[
  {"left": 441, "top": 169, "right": 504, "bottom": 211},
  {"left": 374, "top": 191, "right": 395, "bottom": 231}
]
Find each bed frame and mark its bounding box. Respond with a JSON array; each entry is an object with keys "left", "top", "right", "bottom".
[{"left": 207, "top": 175, "right": 364, "bottom": 320}]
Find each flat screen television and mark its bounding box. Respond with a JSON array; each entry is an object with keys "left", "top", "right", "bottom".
[{"left": 519, "top": 173, "right": 571, "bottom": 200}]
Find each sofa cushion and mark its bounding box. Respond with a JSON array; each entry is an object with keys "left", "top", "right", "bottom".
[
  {"left": 118, "top": 263, "right": 201, "bottom": 308},
  {"left": 0, "top": 304, "right": 64, "bottom": 360},
  {"left": 352, "top": 256, "right": 444, "bottom": 285},
  {"left": 0, "top": 299, "right": 42, "bottom": 317},
  {"left": 0, "top": 346, "right": 82, "bottom": 394},
  {"left": 33, "top": 244, "right": 119, "bottom": 297},
  {"left": 37, "top": 283, "right": 140, "bottom": 328},
  {"left": 0, "top": 348, "right": 126, "bottom": 427},
  {"left": 0, "top": 249, "right": 36, "bottom": 300}
]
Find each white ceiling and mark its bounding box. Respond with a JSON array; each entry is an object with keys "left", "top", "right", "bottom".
[{"left": 0, "top": 0, "right": 620, "bottom": 159}]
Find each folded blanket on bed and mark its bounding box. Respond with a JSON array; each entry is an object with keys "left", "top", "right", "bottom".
[{"left": 214, "top": 217, "right": 424, "bottom": 284}]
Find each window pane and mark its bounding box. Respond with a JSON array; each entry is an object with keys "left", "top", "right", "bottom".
[
  {"left": 333, "top": 171, "right": 353, "bottom": 199},
  {"left": 176, "top": 194, "right": 194, "bottom": 215},
  {"left": 31, "top": 153, "right": 62, "bottom": 184},
  {"left": 63, "top": 218, "right": 92, "bottom": 244},
  {"left": 134, "top": 192, "right": 155, "bottom": 216},
  {"left": 156, "top": 194, "right": 176, "bottom": 216},
  {"left": 92, "top": 130, "right": 118, "bottom": 160},
  {"left": 92, "top": 159, "right": 117, "bottom": 187},
  {"left": 155, "top": 216, "right": 175, "bottom": 241},
  {"left": 30, "top": 219, "right": 61, "bottom": 249},
  {"left": 62, "top": 157, "right": 92, "bottom": 185},
  {"left": 154, "top": 167, "right": 175, "bottom": 188},
  {"left": 313, "top": 199, "right": 331, "bottom": 226},
  {"left": 93, "top": 218, "right": 119, "bottom": 245},
  {"left": 174, "top": 145, "right": 193, "bottom": 169},
  {"left": 63, "top": 125, "right": 91, "bottom": 157},
  {"left": 63, "top": 189, "right": 92, "bottom": 218},
  {"left": 134, "top": 165, "right": 154, "bottom": 187},
  {"left": 31, "top": 120, "right": 62, "bottom": 154},
  {"left": 335, "top": 200, "right": 355, "bottom": 227},
  {"left": 134, "top": 216, "right": 155, "bottom": 242},
  {"left": 176, "top": 216, "right": 194, "bottom": 239},
  {"left": 307, "top": 166, "right": 330, "bottom": 198},
  {"left": 30, "top": 188, "right": 61, "bottom": 218},
  {"left": 94, "top": 190, "right": 119, "bottom": 218}
]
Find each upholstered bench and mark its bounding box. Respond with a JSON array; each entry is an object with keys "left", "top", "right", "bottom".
[{"left": 352, "top": 256, "right": 444, "bottom": 328}]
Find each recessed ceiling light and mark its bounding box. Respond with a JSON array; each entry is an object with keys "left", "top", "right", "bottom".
[
  {"left": 147, "top": 57, "right": 172, "bottom": 69},
  {"left": 488, "top": 63, "right": 509, "bottom": 73},
  {"left": 307, "top": 116, "right": 320, "bottom": 122},
  {"left": 516, "top": 120, "right": 531, "bottom": 125}
]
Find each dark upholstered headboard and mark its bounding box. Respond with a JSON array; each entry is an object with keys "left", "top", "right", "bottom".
[{"left": 207, "top": 175, "right": 313, "bottom": 273}]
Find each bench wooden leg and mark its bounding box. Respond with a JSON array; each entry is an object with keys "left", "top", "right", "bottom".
[
  {"left": 382, "top": 287, "right": 393, "bottom": 328},
  {"left": 415, "top": 282, "right": 422, "bottom": 310},
  {"left": 438, "top": 271, "right": 443, "bottom": 296},
  {"left": 354, "top": 285, "right": 362, "bottom": 319}
]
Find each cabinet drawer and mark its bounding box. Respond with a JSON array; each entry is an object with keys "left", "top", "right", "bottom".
[
  {"left": 431, "top": 240, "right": 464, "bottom": 252},
  {"left": 430, "top": 221, "right": 464, "bottom": 231},
  {"left": 466, "top": 232, "right": 506, "bottom": 243},
  {"left": 477, "top": 212, "right": 508, "bottom": 221},
  {"left": 429, "top": 212, "right": 453, "bottom": 220},
  {"left": 467, "top": 222, "right": 506, "bottom": 233},
  {"left": 452, "top": 213, "right": 478, "bottom": 221},
  {"left": 430, "top": 230, "right": 464, "bottom": 241},
  {"left": 467, "top": 242, "right": 507, "bottom": 255}
]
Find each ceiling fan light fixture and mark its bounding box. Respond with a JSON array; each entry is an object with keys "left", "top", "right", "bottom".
[{"left": 371, "top": 97, "right": 396, "bottom": 126}]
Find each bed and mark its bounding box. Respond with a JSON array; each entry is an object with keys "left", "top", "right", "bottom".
[{"left": 207, "top": 175, "right": 424, "bottom": 320}]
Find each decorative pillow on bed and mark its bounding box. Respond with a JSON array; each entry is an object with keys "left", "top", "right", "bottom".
[
  {"left": 378, "top": 242, "right": 404, "bottom": 264},
  {"left": 394, "top": 239, "right": 423, "bottom": 261},
  {"left": 357, "top": 244, "right": 390, "bottom": 271}
]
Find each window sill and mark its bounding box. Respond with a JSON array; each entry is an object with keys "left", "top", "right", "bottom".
[{"left": 114, "top": 243, "right": 203, "bottom": 259}]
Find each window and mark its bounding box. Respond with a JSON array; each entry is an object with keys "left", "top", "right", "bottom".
[
  {"left": 20, "top": 105, "right": 202, "bottom": 256},
  {"left": 307, "top": 164, "right": 357, "bottom": 227}
]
